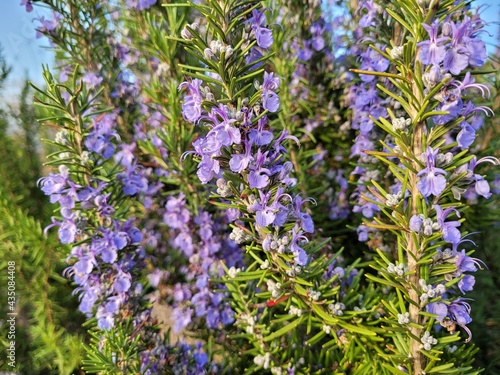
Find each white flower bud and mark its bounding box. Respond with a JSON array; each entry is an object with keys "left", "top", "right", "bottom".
[
  {"left": 229, "top": 227, "right": 252, "bottom": 244},
  {"left": 254, "top": 353, "right": 271, "bottom": 369},
  {"left": 55, "top": 130, "right": 70, "bottom": 145},
  {"left": 210, "top": 40, "right": 222, "bottom": 54},
  {"left": 216, "top": 178, "right": 232, "bottom": 197},
  {"left": 390, "top": 46, "right": 404, "bottom": 60},
  {"left": 323, "top": 324, "right": 332, "bottom": 334},
  {"left": 392, "top": 117, "right": 411, "bottom": 132},
  {"left": 442, "top": 22, "right": 452, "bottom": 37},
  {"left": 204, "top": 48, "right": 215, "bottom": 60},
  {"left": 308, "top": 288, "right": 321, "bottom": 301},
  {"left": 398, "top": 312, "right": 410, "bottom": 324},
  {"left": 227, "top": 266, "right": 240, "bottom": 278},
  {"left": 289, "top": 305, "right": 302, "bottom": 316}
]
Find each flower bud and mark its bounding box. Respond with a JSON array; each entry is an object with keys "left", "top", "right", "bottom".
[
  {"left": 442, "top": 22, "right": 452, "bottom": 37},
  {"left": 392, "top": 117, "right": 411, "bottom": 132},
  {"left": 210, "top": 40, "right": 222, "bottom": 54},
  {"left": 423, "top": 65, "right": 442, "bottom": 88},
  {"left": 390, "top": 46, "right": 404, "bottom": 60},
  {"left": 225, "top": 46, "right": 234, "bottom": 59},
  {"left": 204, "top": 48, "right": 215, "bottom": 60},
  {"left": 180, "top": 27, "right": 192, "bottom": 40}
]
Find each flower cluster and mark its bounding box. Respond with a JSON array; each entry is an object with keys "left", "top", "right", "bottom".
[
  {"left": 402, "top": 11, "right": 495, "bottom": 346},
  {"left": 347, "top": 1, "right": 497, "bottom": 372},
  {"left": 424, "top": 241, "right": 486, "bottom": 341},
  {"left": 23, "top": 0, "right": 498, "bottom": 373},
  {"left": 181, "top": 102, "right": 313, "bottom": 267},
  {"left": 159, "top": 193, "right": 241, "bottom": 333},
  {"left": 39, "top": 122, "right": 146, "bottom": 331},
  {"left": 347, "top": 1, "right": 395, "bottom": 246}
]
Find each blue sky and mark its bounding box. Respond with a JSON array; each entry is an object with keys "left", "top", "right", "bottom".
[
  {"left": 0, "top": 1, "right": 53, "bottom": 96},
  {"left": 0, "top": 0, "right": 498, "bottom": 98}
]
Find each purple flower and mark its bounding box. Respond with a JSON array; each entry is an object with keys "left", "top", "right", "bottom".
[
  {"left": 118, "top": 165, "right": 149, "bottom": 196},
  {"left": 310, "top": 23, "right": 325, "bottom": 51},
  {"left": 100, "top": 246, "right": 117, "bottom": 264},
  {"left": 148, "top": 269, "right": 163, "bottom": 287},
  {"left": 261, "top": 72, "right": 280, "bottom": 112},
  {"left": 427, "top": 299, "right": 472, "bottom": 341},
  {"left": 206, "top": 105, "right": 241, "bottom": 146},
  {"left": 85, "top": 114, "right": 118, "bottom": 159},
  {"left": 449, "top": 299, "right": 472, "bottom": 326},
  {"left": 426, "top": 301, "right": 448, "bottom": 321},
  {"left": 45, "top": 215, "right": 77, "bottom": 244},
  {"left": 206, "top": 307, "right": 220, "bottom": 329},
  {"left": 454, "top": 248, "right": 485, "bottom": 275},
  {"left": 173, "top": 231, "right": 194, "bottom": 257},
  {"left": 251, "top": 10, "right": 273, "bottom": 49},
  {"left": 262, "top": 72, "right": 279, "bottom": 93},
  {"left": 359, "top": 46, "right": 389, "bottom": 82},
  {"left": 457, "top": 122, "right": 476, "bottom": 149},
  {"left": 444, "top": 48, "right": 469, "bottom": 76},
  {"left": 20, "top": 0, "right": 33, "bottom": 12},
  {"left": 358, "top": 0, "right": 377, "bottom": 28},
  {"left": 38, "top": 165, "right": 69, "bottom": 196},
  {"left": 114, "top": 143, "right": 136, "bottom": 168},
  {"left": 248, "top": 149, "right": 271, "bottom": 189},
  {"left": 82, "top": 72, "right": 103, "bottom": 89},
  {"left": 409, "top": 215, "right": 423, "bottom": 232},
  {"left": 220, "top": 305, "right": 235, "bottom": 325},
  {"left": 289, "top": 226, "right": 308, "bottom": 266},
  {"left": 271, "top": 129, "right": 300, "bottom": 159},
  {"left": 194, "top": 343, "right": 208, "bottom": 366},
  {"left": 138, "top": 0, "right": 157, "bottom": 9},
  {"left": 113, "top": 231, "right": 130, "bottom": 250},
  {"left": 273, "top": 161, "right": 297, "bottom": 187},
  {"left": 229, "top": 139, "right": 254, "bottom": 173},
  {"left": 35, "top": 12, "right": 61, "bottom": 38},
  {"left": 172, "top": 307, "right": 193, "bottom": 333},
  {"left": 178, "top": 79, "right": 203, "bottom": 123},
  {"left": 125, "top": 0, "right": 157, "bottom": 10},
  {"left": 417, "top": 21, "right": 448, "bottom": 66},
  {"left": 250, "top": 187, "right": 289, "bottom": 228},
  {"left": 433, "top": 87, "right": 463, "bottom": 125},
  {"left": 442, "top": 18, "right": 487, "bottom": 74},
  {"left": 417, "top": 147, "right": 447, "bottom": 197},
  {"left": 163, "top": 193, "right": 191, "bottom": 229},
  {"left": 352, "top": 192, "right": 380, "bottom": 218},
  {"left": 465, "top": 37, "right": 487, "bottom": 68},
  {"left": 292, "top": 196, "right": 315, "bottom": 233},
  {"left": 226, "top": 208, "right": 240, "bottom": 222},
  {"left": 252, "top": 191, "right": 276, "bottom": 227},
  {"left": 191, "top": 292, "right": 207, "bottom": 317},
  {"left": 191, "top": 133, "right": 222, "bottom": 184},
  {"left": 113, "top": 268, "right": 132, "bottom": 293},
  {"left": 78, "top": 283, "right": 100, "bottom": 313},
  {"left": 434, "top": 204, "right": 461, "bottom": 244},
  {"left": 467, "top": 156, "right": 499, "bottom": 199},
  {"left": 96, "top": 305, "right": 114, "bottom": 330},
  {"left": 297, "top": 40, "right": 313, "bottom": 61},
  {"left": 458, "top": 275, "right": 475, "bottom": 293},
  {"left": 245, "top": 47, "right": 264, "bottom": 68},
  {"left": 356, "top": 225, "right": 370, "bottom": 242},
  {"left": 351, "top": 133, "right": 374, "bottom": 157},
  {"left": 74, "top": 254, "right": 97, "bottom": 275},
  {"left": 249, "top": 117, "right": 273, "bottom": 146}
]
